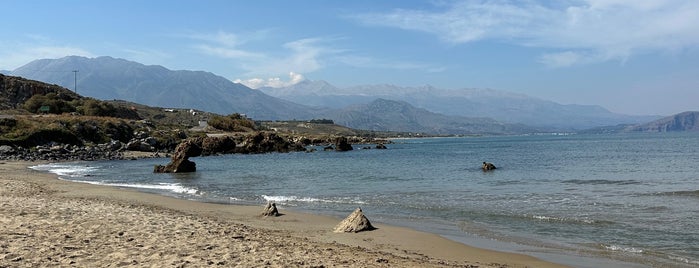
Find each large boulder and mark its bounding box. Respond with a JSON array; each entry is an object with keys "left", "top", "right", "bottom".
[
  {"left": 154, "top": 138, "right": 203, "bottom": 173},
  {"left": 333, "top": 208, "right": 375, "bottom": 233},
  {"left": 334, "top": 137, "right": 353, "bottom": 152}
]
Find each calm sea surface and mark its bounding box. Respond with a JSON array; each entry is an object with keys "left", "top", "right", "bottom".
[{"left": 32, "top": 133, "right": 699, "bottom": 267}]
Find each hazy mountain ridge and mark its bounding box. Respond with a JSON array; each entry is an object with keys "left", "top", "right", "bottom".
[
  {"left": 326, "top": 98, "right": 536, "bottom": 135},
  {"left": 626, "top": 111, "right": 699, "bottom": 132},
  {"left": 11, "top": 56, "right": 320, "bottom": 120},
  {"left": 9, "top": 56, "right": 670, "bottom": 135},
  {"left": 261, "top": 80, "right": 659, "bottom": 130}
]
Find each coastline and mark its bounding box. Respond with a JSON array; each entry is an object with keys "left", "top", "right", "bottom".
[{"left": 0, "top": 160, "right": 566, "bottom": 267}]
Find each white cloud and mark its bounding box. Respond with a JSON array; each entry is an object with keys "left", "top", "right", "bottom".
[
  {"left": 351, "top": 0, "right": 699, "bottom": 67},
  {"left": 234, "top": 72, "right": 306, "bottom": 89}
]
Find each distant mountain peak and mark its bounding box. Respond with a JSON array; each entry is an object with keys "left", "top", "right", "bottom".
[{"left": 10, "top": 56, "right": 318, "bottom": 120}]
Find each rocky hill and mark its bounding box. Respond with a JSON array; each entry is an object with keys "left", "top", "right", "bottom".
[
  {"left": 0, "top": 75, "right": 401, "bottom": 161},
  {"left": 626, "top": 111, "right": 699, "bottom": 132},
  {"left": 325, "top": 98, "right": 536, "bottom": 135},
  {"left": 0, "top": 74, "right": 80, "bottom": 110}
]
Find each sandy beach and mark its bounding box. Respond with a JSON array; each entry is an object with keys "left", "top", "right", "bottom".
[{"left": 0, "top": 161, "right": 567, "bottom": 267}]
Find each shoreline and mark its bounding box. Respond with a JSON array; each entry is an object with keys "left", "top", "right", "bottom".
[{"left": 1, "top": 160, "right": 566, "bottom": 267}]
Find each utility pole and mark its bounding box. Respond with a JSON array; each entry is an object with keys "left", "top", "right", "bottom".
[{"left": 72, "top": 70, "right": 78, "bottom": 93}]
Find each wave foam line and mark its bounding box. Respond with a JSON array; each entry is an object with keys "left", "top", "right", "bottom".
[
  {"left": 60, "top": 178, "right": 199, "bottom": 195},
  {"left": 261, "top": 195, "right": 366, "bottom": 205}
]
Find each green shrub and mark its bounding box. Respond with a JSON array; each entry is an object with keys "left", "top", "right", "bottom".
[{"left": 209, "top": 113, "right": 256, "bottom": 131}]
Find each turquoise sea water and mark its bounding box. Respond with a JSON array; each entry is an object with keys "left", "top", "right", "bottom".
[{"left": 32, "top": 133, "right": 699, "bottom": 267}]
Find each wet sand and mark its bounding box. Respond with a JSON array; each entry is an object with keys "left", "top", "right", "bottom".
[{"left": 0, "top": 161, "right": 567, "bottom": 267}]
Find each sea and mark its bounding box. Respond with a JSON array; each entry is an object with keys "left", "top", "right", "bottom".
[{"left": 31, "top": 132, "right": 699, "bottom": 267}]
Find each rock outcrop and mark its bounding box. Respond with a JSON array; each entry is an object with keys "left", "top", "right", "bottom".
[
  {"left": 235, "top": 132, "right": 304, "bottom": 154},
  {"left": 334, "top": 137, "right": 353, "bottom": 151},
  {"left": 260, "top": 202, "right": 279, "bottom": 217},
  {"left": 201, "top": 136, "right": 236, "bottom": 156},
  {"left": 482, "top": 162, "right": 496, "bottom": 171},
  {"left": 375, "top": 144, "right": 387, "bottom": 149},
  {"left": 154, "top": 138, "right": 203, "bottom": 173},
  {"left": 333, "top": 208, "right": 375, "bottom": 233}
]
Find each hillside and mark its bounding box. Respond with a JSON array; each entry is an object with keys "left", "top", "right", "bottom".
[
  {"left": 626, "top": 111, "right": 699, "bottom": 132},
  {"left": 325, "top": 99, "right": 536, "bottom": 135},
  {"left": 10, "top": 56, "right": 322, "bottom": 120},
  {"left": 261, "top": 80, "right": 659, "bottom": 130},
  {"left": 0, "top": 74, "right": 81, "bottom": 111}
]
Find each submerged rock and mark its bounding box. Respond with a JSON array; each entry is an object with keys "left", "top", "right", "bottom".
[
  {"left": 333, "top": 208, "right": 375, "bottom": 233},
  {"left": 260, "top": 202, "right": 279, "bottom": 217}
]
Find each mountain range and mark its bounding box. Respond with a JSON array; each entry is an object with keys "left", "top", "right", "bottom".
[
  {"left": 7, "top": 56, "right": 667, "bottom": 134},
  {"left": 260, "top": 80, "right": 658, "bottom": 130},
  {"left": 11, "top": 56, "right": 318, "bottom": 120}
]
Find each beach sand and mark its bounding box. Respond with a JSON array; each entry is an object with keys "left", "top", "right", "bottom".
[{"left": 0, "top": 161, "right": 567, "bottom": 267}]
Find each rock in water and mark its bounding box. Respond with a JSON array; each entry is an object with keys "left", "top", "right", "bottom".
[
  {"left": 482, "top": 161, "right": 496, "bottom": 171},
  {"left": 334, "top": 137, "right": 353, "bottom": 151},
  {"left": 333, "top": 208, "right": 375, "bottom": 233},
  {"left": 261, "top": 202, "right": 279, "bottom": 217},
  {"left": 154, "top": 138, "right": 203, "bottom": 173}
]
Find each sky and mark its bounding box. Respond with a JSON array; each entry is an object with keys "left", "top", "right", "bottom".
[{"left": 1, "top": 0, "right": 698, "bottom": 116}]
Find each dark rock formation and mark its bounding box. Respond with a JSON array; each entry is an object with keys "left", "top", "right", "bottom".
[
  {"left": 235, "top": 132, "right": 304, "bottom": 154},
  {"left": 201, "top": 136, "right": 236, "bottom": 155},
  {"left": 333, "top": 208, "right": 375, "bottom": 233},
  {"left": 334, "top": 136, "right": 353, "bottom": 151},
  {"left": 323, "top": 145, "right": 334, "bottom": 151},
  {"left": 482, "top": 162, "right": 496, "bottom": 171},
  {"left": 375, "top": 144, "right": 387, "bottom": 149},
  {"left": 154, "top": 138, "right": 202, "bottom": 173},
  {"left": 260, "top": 202, "right": 279, "bottom": 217}
]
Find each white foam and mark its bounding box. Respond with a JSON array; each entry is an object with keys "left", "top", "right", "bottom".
[
  {"left": 261, "top": 195, "right": 365, "bottom": 205},
  {"left": 62, "top": 179, "right": 199, "bottom": 195},
  {"left": 604, "top": 244, "right": 643, "bottom": 254},
  {"left": 531, "top": 215, "right": 597, "bottom": 224},
  {"left": 31, "top": 163, "right": 98, "bottom": 178}
]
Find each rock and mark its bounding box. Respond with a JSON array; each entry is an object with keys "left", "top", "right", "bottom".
[
  {"left": 482, "top": 162, "right": 496, "bottom": 171},
  {"left": 334, "top": 137, "right": 353, "bottom": 152},
  {"left": 126, "top": 140, "right": 155, "bottom": 152},
  {"left": 375, "top": 144, "right": 387, "bottom": 149},
  {"left": 333, "top": 208, "right": 375, "bottom": 233},
  {"left": 260, "top": 202, "right": 279, "bottom": 217},
  {"left": 201, "top": 136, "right": 236, "bottom": 156},
  {"left": 0, "top": 145, "right": 16, "bottom": 155},
  {"left": 235, "top": 132, "right": 304, "bottom": 154},
  {"left": 154, "top": 138, "right": 202, "bottom": 173},
  {"left": 323, "top": 145, "right": 334, "bottom": 151}
]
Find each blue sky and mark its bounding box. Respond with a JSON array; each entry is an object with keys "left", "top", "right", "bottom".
[{"left": 1, "top": 0, "right": 698, "bottom": 115}]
